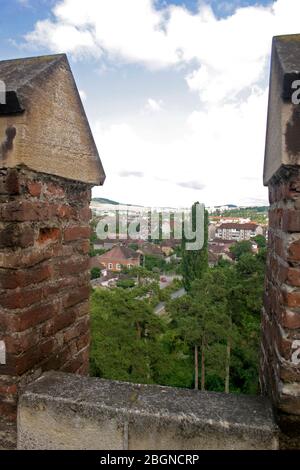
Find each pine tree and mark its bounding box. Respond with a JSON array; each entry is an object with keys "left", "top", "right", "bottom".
[{"left": 181, "top": 203, "right": 208, "bottom": 291}]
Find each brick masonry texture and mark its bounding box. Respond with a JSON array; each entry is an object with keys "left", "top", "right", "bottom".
[
  {"left": 261, "top": 166, "right": 300, "bottom": 448},
  {"left": 0, "top": 166, "right": 92, "bottom": 440}
]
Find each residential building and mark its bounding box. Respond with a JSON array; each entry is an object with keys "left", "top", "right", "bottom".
[
  {"left": 208, "top": 240, "right": 235, "bottom": 265},
  {"left": 209, "top": 239, "right": 236, "bottom": 253},
  {"left": 137, "top": 242, "right": 164, "bottom": 258},
  {"left": 208, "top": 223, "right": 216, "bottom": 240},
  {"left": 161, "top": 246, "right": 174, "bottom": 257},
  {"left": 215, "top": 223, "right": 263, "bottom": 241},
  {"left": 90, "top": 245, "right": 141, "bottom": 272}
]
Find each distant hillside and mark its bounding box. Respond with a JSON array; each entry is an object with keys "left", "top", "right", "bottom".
[
  {"left": 92, "top": 199, "right": 269, "bottom": 216},
  {"left": 210, "top": 206, "right": 269, "bottom": 224},
  {"left": 92, "top": 198, "right": 144, "bottom": 207},
  {"left": 215, "top": 204, "right": 237, "bottom": 208},
  {"left": 223, "top": 206, "right": 268, "bottom": 213},
  {"left": 92, "top": 197, "right": 120, "bottom": 205}
]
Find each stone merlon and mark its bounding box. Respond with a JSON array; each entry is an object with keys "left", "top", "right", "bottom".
[
  {"left": 264, "top": 34, "right": 300, "bottom": 185},
  {"left": 0, "top": 54, "right": 105, "bottom": 185}
]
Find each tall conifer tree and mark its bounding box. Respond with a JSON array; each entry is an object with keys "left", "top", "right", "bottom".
[{"left": 182, "top": 202, "right": 208, "bottom": 291}]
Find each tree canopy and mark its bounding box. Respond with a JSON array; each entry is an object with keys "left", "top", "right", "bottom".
[
  {"left": 90, "top": 245, "right": 265, "bottom": 394},
  {"left": 181, "top": 204, "right": 208, "bottom": 291}
]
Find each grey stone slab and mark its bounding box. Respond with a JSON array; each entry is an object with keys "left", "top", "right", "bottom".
[{"left": 18, "top": 371, "right": 279, "bottom": 450}]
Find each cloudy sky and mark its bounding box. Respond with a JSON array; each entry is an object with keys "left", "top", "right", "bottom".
[{"left": 1, "top": 0, "right": 300, "bottom": 207}]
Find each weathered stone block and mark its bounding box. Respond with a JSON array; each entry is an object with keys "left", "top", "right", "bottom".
[
  {"left": 0, "top": 55, "right": 105, "bottom": 186},
  {"left": 17, "top": 372, "right": 279, "bottom": 451}
]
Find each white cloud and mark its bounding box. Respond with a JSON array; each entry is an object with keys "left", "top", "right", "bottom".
[
  {"left": 22, "top": 2, "right": 290, "bottom": 63},
  {"left": 22, "top": 0, "right": 300, "bottom": 206},
  {"left": 145, "top": 98, "right": 164, "bottom": 113},
  {"left": 176, "top": 180, "right": 206, "bottom": 190},
  {"left": 118, "top": 170, "right": 144, "bottom": 178},
  {"left": 91, "top": 93, "right": 268, "bottom": 207},
  {"left": 25, "top": 19, "right": 102, "bottom": 59},
  {"left": 26, "top": 0, "right": 180, "bottom": 68},
  {"left": 24, "top": 0, "right": 300, "bottom": 98}
]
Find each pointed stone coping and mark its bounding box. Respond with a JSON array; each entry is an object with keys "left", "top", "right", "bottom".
[
  {"left": 264, "top": 35, "right": 300, "bottom": 185},
  {"left": 18, "top": 371, "right": 279, "bottom": 450},
  {"left": 0, "top": 54, "right": 105, "bottom": 186}
]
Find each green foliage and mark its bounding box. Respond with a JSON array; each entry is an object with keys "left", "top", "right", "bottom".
[
  {"left": 210, "top": 206, "right": 268, "bottom": 225},
  {"left": 90, "top": 239, "right": 265, "bottom": 395},
  {"left": 158, "top": 279, "right": 183, "bottom": 302},
  {"left": 89, "top": 247, "right": 106, "bottom": 257},
  {"left": 142, "top": 254, "right": 179, "bottom": 274},
  {"left": 121, "top": 265, "right": 159, "bottom": 284},
  {"left": 116, "top": 279, "right": 136, "bottom": 289},
  {"left": 91, "top": 267, "right": 101, "bottom": 280},
  {"left": 217, "top": 258, "right": 232, "bottom": 268},
  {"left": 128, "top": 243, "right": 139, "bottom": 251},
  {"left": 173, "top": 245, "right": 182, "bottom": 257},
  {"left": 230, "top": 240, "right": 252, "bottom": 260},
  {"left": 166, "top": 278, "right": 183, "bottom": 293},
  {"left": 164, "top": 259, "right": 181, "bottom": 274},
  {"left": 144, "top": 255, "right": 165, "bottom": 272},
  {"left": 91, "top": 288, "right": 170, "bottom": 384},
  {"left": 181, "top": 204, "right": 208, "bottom": 291},
  {"left": 252, "top": 234, "right": 267, "bottom": 248},
  {"left": 257, "top": 247, "right": 267, "bottom": 263},
  {"left": 90, "top": 221, "right": 98, "bottom": 244},
  {"left": 236, "top": 252, "right": 261, "bottom": 276},
  {"left": 90, "top": 233, "right": 98, "bottom": 243},
  {"left": 166, "top": 250, "right": 265, "bottom": 393}
]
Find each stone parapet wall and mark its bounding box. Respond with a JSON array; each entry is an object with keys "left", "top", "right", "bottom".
[
  {"left": 18, "top": 371, "right": 279, "bottom": 450},
  {"left": 0, "top": 166, "right": 92, "bottom": 446}
]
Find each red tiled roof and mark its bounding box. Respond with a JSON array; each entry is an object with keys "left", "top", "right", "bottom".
[
  {"left": 139, "top": 243, "right": 163, "bottom": 256},
  {"left": 211, "top": 239, "right": 236, "bottom": 245},
  {"left": 90, "top": 257, "right": 104, "bottom": 269},
  {"left": 209, "top": 245, "right": 228, "bottom": 255},
  {"left": 208, "top": 251, "right": 219, "bottom": 262},
  {"left": 217, "top": 223, "right": 259, "bottom": 230},
  {"left": 97, "top": 245, "right": 140, "bottom": 261}
]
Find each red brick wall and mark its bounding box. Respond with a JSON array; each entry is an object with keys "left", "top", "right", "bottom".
[
  {"left": 0, "top": 167, "right": 92, "bottom": 429},
  {"left": 261, "top": 166, "right": 300, "bottom": 448}
]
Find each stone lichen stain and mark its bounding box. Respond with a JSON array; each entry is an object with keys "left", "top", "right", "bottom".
[
  {"left": 0, "top": 126, "right": 16, "bottom": 164},
  {"left": 285, "top": 107, "right": 300, "bottom": 163}
]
